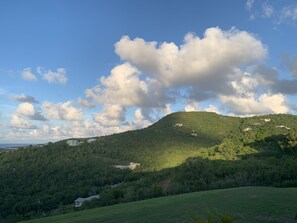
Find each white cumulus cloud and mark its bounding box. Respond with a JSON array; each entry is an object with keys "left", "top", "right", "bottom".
[
  {"left": 16, "top": 102, "right": 35, "bottom": 116},
  {"left": 78, "top": 97, "right": 95, "bottom": 108},
  {"left": 83, "top": 63, "right": 171, "bottom": 108},
  {"left": 41, "top": 101, "right": 83, "bottom": 121},
  {"left": 185, "top": 102, "right": 199, "bottom": 112},
  {"left": 132, "top": 108, "right": 152, "bottom": 129},
  {"left": 93, "top": 104, "right": 125, "bottom": 127},
  {"left": 115, "top": 27, "right": 266, "bottom": 88},
  {"left": 220, "top": 93, "right": 289, "bottom": 115},
  {"left": 38, "top": 67, "right": 68, "bottom": 84},
  {"left": 21, "top": 68, "right": 37, "bottom": 81},
  {"left": 184, "top": 102, "right": 220, "bottom": 114},
  {"left": 220, "top": 73, "right": 289, "bottom": 115},
  {"left": 15, "top": 102, "right": 47, "bottom": 121},
  {"left": 11, "top": 114, "right": 37, "bottom": 129},
  {"left": 204, "top": 105, "right": 220, "bottom": 114}
]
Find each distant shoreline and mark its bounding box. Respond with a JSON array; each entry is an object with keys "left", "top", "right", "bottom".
[{"left": 0, "top": 144, "right": 31, "bottom": 149}]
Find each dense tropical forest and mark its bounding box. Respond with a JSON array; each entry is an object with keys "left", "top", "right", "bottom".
[{"left": 1, "top": 112, "right": 297, "bottom": 222}]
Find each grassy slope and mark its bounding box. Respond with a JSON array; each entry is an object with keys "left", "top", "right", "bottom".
[{"left": 26, "top": 187, "right": 297, "bottom": 223}]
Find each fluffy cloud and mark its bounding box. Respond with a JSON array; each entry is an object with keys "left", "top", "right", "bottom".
[
  {"left": 81, "top": 27, "right": 267, "bottom": 122},
  {"left": 41, "top": 101, "right": 83, "bottom": 121},
  {"left": 78, "top": 98, "right": 95, "bottom": 108},
  {"left": 204, "top": 105, "right": 220, "bottom": 114},
  {"left": 16, "top": 102, "right": 35, "bottom": 116},
  {"left": 38, "top": 67, "right": 68, "bottom": 84},
  {"left": 11, "top": 114, "right": 37, "bottom": 129},
  {"left": 83, "top": 63, "right": 172, "bottom": 108},
  {"left": 185, "top": 102, "right": 198, "bottom": 112},
  {"left": 184, "top": 102, "right": 220, "bottom": 114},
  {"left": 9, "top": 26, "right": 296, "bottom": 143},
  {"left": 81, "top": 27, "right": 293, "bottom": 130},
  {"left": 16, "top": 102, "right": 47, "bottom": 121},
  {"left": 229, "top": 73, "right": 259, "bottom": 97},
  {"left": 219, "top": 72, "right": 289, "bottom": 115},
  {"left": 10, "top": 119, "right": 133, "bottom": 142},
  {"left": 93, "top": 104, "right": 125, "bottom": 127},
  {"left": 21, "top": 68, "right": 37, "bottom": 81},
  {"left": 99, "top": 63, "right": 148, "bottom": 105},
  {"left": 115, "top": 27, "right": 266, "bottom": 89},
  {"left": 12, "top": 94, "right": 39, "bottom": 103},
  {"left": 163, "top": 104, "right": 172, "bottom": 116},
  {"left": 132, "top": 108, "right": 152, "bottom": 129},
  {"left": 220, "top": 93, "right": 289, "bottom": 115}
]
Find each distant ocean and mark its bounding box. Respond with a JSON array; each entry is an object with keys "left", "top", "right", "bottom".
[{"left": 0, "top": 144, "right": 30, "bottom": 149}]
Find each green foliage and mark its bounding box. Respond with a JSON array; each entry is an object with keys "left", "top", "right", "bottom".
[
  {"left": 26, "top": 187, "right": 297, "bottom": 223},
  {"left": 219, "top": 213, "right": 235, "bottom": 223},
  {"left": 0, "top": 142, "right": 130, "bottom": 220},
  {"left": 1, "top": 112, "right": 297, "bottom": 222},
  {"left": 286, "top": 128, "right": 297, "bottom": 150},
  {"left": 191, "top": 212, "right": 235, "bottom": 223},
  {"left": 190, "top": 214, "right": 208, "bottom": 223}
]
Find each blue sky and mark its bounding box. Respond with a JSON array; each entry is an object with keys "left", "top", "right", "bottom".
[{"left": 1, "top": 0, "right": 297, "bottom": 143}]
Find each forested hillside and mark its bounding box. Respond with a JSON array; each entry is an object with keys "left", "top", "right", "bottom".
[{"left": 1, "top": 112, "right": 297, "bottom": 222}]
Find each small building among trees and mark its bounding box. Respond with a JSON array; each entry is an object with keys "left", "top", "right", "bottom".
[
  {"left": 66, "top": 139, "right": 80, "bottom": 146},
  {"left": 74, "top": 195, "right": 100, "bottom": 207}
]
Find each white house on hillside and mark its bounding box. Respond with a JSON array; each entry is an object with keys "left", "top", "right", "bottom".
[
  {"left": 114, "top": 164, "right": 130, "bottom": 170},
  {"left": 66, "top": 139, "right": 80, "bottom": 146},
  {"left": 114, "top": 162, "right": 141, "bottom": 170},
  {"left": 175, "top": 123, "right": 183, "bottom": 127},
  {"left": 74, "top": 195, "right": 100, "bottom": 207},
  {"left": 129, "top": 162, "right": 140, "bottom": 170},
  {"left": 87, "top": 138, "right": 96, "bottom": 143}
]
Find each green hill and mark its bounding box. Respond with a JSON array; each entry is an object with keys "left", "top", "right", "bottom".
[
  {"left": 1, "top": 112, "right": 297, "bottom": 222},
  {"left": 96, "top": 112, "right": 240, "bottom": 170},
  {"left": 80, "top": 112, "right": 297, "bottom": 170},
  {"left": 26, "top": 187, "right": 297, "bottom": 223}
]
